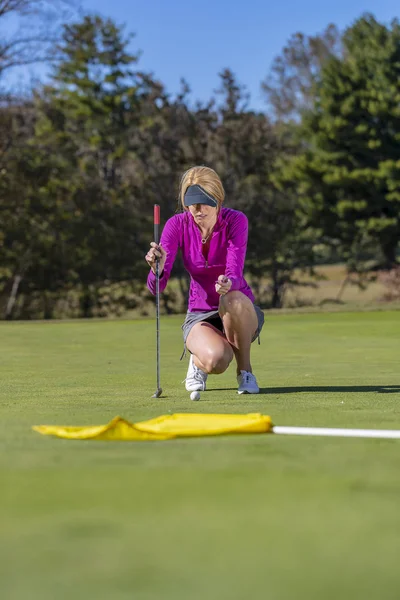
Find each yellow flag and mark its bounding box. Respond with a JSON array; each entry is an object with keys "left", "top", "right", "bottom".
[{"left": 33, "top": 413, "right": 273, "bottom": 441}]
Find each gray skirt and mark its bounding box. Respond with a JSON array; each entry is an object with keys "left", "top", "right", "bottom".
[{"left": 181, "top": 305, "right": 265, "bottom": 345}]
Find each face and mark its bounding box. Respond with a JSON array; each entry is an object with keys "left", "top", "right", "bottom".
[{"left": 187, "top": 203, "right": 217, "bottom": 227}]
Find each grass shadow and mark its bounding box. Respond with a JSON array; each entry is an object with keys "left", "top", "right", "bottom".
[
  {"left": 258, "top": 385, "right": 400, "bottom": 395},
  {"left": 209, "top": 385, "right": 400, "bottom": 394}
]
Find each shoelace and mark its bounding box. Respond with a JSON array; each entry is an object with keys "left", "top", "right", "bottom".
[
  {"left": 182, "top": 364, "right": 207, "bottom": 385},
  {"left": 241, "top": 372, "right": 255, "bottom": 384}
]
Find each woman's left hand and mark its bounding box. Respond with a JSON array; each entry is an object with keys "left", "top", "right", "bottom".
[{"left": 215, "top": 275, "right": 232, "bottom": 296}]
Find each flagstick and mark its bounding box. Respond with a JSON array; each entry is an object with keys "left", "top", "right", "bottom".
[{"left": 272, "top": 426, "right": 400, "bottom": 439}]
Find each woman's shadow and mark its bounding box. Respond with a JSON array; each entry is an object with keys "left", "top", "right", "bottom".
[{"left": 210, "top": 385, "right": 400, "bottom": 394}]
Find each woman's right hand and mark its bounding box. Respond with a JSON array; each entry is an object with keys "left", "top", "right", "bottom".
[{"left": 145, "top": 242, "right": 167, "bottom": 275}]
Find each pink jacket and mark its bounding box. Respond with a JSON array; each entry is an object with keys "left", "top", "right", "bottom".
[{"left": 147, "top": 207, "right": 254, "bottom": 311}]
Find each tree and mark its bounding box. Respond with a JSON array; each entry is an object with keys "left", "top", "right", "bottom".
[
  {"left": 282, "top": 15, "right": 400, "bottom": 268},
  {"left": 0, "top": 14, "right": 154, "bottom": 318},
  {"left": 0, "top": 0, "right": 78, "bottom": 317},
  {"left": 262, "top": 24, "right": 342, "bottom": 121},
  {"left": 0, "top": 97, "right": 37, "bottom": 317},
  {"left": 211, "top": 69, "right": 318, "bottom": 307}
]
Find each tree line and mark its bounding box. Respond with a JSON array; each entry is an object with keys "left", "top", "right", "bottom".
[{"left": 0, "top": 4, "right": 399, "bottom": 318}]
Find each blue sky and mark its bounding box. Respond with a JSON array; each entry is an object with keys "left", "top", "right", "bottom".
[{"left": 4, "top": 0, "right": 399, "bottom": 110}]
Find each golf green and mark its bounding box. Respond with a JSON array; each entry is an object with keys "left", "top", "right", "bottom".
[{"left": 1, "top": 311, "right": 400, "bottom": 599}]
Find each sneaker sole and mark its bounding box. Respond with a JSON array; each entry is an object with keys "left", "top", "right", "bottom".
[{"left": 237, "top": 389, "right": 259, "bottom": 394}]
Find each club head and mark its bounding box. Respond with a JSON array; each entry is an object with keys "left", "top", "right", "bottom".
[{"left": 152, "top": 387, "right": 163, "bottom": 398}]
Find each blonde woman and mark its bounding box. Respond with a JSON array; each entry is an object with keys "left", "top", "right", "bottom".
[{"left": 146, "top": 166, "right": 264, "bottom": 394}]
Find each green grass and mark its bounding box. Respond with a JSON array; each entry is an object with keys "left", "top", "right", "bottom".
[{"left": 1, "top": 311, "right": 400, "bottom": 600}]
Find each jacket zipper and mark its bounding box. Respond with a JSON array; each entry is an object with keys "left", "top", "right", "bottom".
[{"left": 199, "top": 227, "right": 212, "bottom": 269}]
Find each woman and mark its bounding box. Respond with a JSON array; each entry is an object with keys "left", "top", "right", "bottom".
[{"left": 146, "top": 166, "right": 264, "bottom": 395}]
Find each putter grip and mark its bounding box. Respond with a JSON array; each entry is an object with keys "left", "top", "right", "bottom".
[{"left": 154, "top": 204, "right": 160, "bottom": 244}]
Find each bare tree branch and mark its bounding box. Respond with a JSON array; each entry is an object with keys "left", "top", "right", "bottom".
[{"left": 0, "top": 0, "right": 78, "bottom": 77}]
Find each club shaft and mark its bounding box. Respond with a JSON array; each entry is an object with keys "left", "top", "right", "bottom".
[
  {"left": 154, "top": 204, "right": 161, "bottom": 393},
  {"left": 155, "top": 258, "right": 160, "bottom": 391}
]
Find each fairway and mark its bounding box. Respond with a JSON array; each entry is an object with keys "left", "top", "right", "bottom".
[{"left": 1, "top": 311, "right": 400, "bottom": 600}]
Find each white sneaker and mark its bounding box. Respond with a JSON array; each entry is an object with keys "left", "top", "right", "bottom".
[
  {"left": 184, "top": 355, "right": 208, "bottom": 392},
  {"left": 237, "top": 371, "right": 259, "bottom": 394}
]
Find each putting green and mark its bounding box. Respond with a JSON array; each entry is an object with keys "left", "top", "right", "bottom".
[{"left": 1, "top": 311, "right": 400, "bottom": 599}]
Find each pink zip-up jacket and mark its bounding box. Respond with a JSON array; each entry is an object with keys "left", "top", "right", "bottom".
[{"left": 147, "top": 207, "right": 254, "bottom": 312}]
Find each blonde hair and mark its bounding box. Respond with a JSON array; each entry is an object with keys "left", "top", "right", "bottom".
[{"left": 179, "top": 166, "right": 225, "bottom": 212}]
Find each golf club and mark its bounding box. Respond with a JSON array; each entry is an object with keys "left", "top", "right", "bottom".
[{"left": 152, "top": 204, "right": 162, "bottom": 398}]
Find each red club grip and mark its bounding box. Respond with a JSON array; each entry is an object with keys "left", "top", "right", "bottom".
[
  {"left": 154, "top": 204, "right": 160, "bottom": 244},
  {"left": 154, "top": 204, "right": 160, "bottom": 225}
]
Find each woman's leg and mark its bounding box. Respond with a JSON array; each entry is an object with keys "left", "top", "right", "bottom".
[
  {"left": 219, "top": 291, "right": 258, "bottom": 375},
  {"left": 186, "top": 321, "right": 234, "bottom": 374}
]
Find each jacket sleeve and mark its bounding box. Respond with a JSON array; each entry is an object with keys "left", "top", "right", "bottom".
[
  {"left": 147, "top": 214, "right": 180, "bottom": 295},
  {"left": 224, "top": 211, "right": 248, "bottom": 291}
]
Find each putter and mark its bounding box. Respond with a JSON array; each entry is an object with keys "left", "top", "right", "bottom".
[{"left": 152, "top": 204, "right": 163, "bottom": 398}]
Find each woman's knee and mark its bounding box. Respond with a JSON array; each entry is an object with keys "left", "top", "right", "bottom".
[
  {"left": 219, "top": 291, "right": 252, "bottom": 316},
  {"left": 201, "top": 345, "right": 233, "bottom": 374}
]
